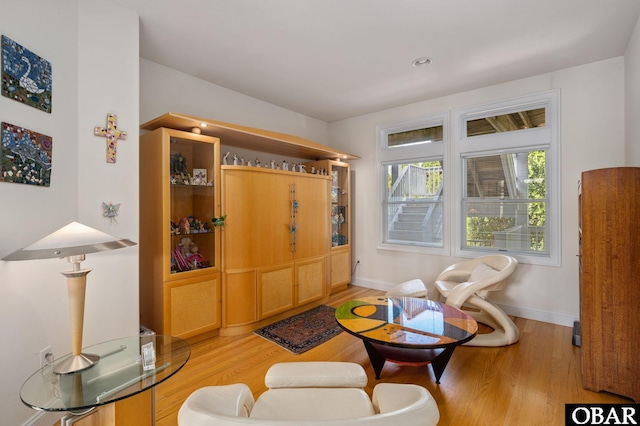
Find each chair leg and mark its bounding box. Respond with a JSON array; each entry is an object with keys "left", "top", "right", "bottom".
[{"left": 454, "top": 296, "right": 519, "bottom": 347}]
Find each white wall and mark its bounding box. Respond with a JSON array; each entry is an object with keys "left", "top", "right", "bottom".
[
  {"left": 0, "top": 1, "right": 139, "bottom": 425},
  {"left": 140, "top": 59, "right": 330, "bottom": 145},
  {"left": 330, "top": 58, "right": 626, "bottom": 327},
  {"left": 625, "top": 14, "right": 640, "bottom": 165}
]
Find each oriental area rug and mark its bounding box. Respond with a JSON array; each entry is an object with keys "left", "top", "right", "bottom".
[{"left": 254, "top": 305, "right": 343, "bottom": 354}]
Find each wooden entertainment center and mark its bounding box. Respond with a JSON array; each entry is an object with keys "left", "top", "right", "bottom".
[{"left": 138, "top": 113, "right": 358, "bottom": 340}]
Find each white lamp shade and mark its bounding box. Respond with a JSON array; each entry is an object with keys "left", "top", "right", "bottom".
[{"left": 2, "top": 221, "right": 136, "bottom": 261}]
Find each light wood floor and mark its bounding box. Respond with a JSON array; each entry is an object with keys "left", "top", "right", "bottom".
[{"left": 154, "top": 285, "right": 631, "bottom": 426}]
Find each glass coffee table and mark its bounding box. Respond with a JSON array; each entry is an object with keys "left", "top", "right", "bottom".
[{"left": 335, "top": 296, "right": 477, "bottom": 383}]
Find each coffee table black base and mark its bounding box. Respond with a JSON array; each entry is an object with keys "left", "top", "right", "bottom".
[{"left": 363, "top": 340, "right": 457, "bottom": 384}]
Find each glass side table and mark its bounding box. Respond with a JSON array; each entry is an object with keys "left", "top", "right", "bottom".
[{"left": 20, "top": 335, "right": 190, "bottom": 425}]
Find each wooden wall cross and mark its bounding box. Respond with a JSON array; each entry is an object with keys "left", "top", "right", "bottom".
[{"left": 94, "top": 113, "right": 127, "bottom": 163}]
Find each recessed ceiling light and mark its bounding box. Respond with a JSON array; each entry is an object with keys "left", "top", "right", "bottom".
[
  {"left": 412, "top": 57, "right": 433, "bottom": 67},
  {"left": 200, "top": 123, "right": 208, "bottom": 127}
]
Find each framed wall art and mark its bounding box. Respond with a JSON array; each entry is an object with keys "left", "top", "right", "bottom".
[
  {"left": 1, "top": 122, "right": 52, "bottom": 187},
  {"left": 1, "top": 35, "right": 52, "bottom": 113}
]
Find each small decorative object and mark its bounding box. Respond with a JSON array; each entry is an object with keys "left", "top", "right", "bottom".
[
  {"left": 223, "top": 152, "right": 230, "bottom": 165},
  {"left": 179, "top": 217, "right": 191, "bottom": 234},
  {"left": 240, "top": 157, "right": 245, "bottom": 166},
  {"left": 212, "top": 215, "right": 226, "bottom": 228},
  {"left": 191, "top": 168, "right": 207, "bottom": 185},
  {"left": 282, "top": 160, "right": 289, "bottom": 171},
  {"left": 141, "top": 342, "right": 156, "bottom": 371},
  {"left": 1, "top": 122, "right": 52, "bottom": 186},
  {"left": 1, "top": 36, "right": 52, "bottom": 113},
  {"left": 170, "top": 151, "right": 190, "bottom": 183},
  {"left": 247, "top": 159, "right": 253, "bottom": 167},
  {"left": 102, "top": 202, "right": 121, "bottom": 222},
  {"left": 270, "top": 159, "right": 276, "bottom": 169},
  {"left": 255, "top": 158, "right": 261, "bottom": 167},
  {"left": 172, "top": 243, "right": 190, "bottom": 271},
  {"left": 94, "top": 113, "right": 127, "bottom": 163},
  {"left": 233, "top": 155, "right": 239, "bottom": 165}
]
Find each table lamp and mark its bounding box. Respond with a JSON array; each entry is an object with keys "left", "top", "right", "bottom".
[{"left": 2, "top": 222, "right": 136, "bottom": 375}]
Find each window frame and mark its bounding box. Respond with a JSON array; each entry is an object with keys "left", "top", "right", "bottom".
[
  {"left": 453, "top": 90, "right": 561, "bottom": 266},
  {"left": 376, "top": 112, "right": 450, "bottom": 255}
]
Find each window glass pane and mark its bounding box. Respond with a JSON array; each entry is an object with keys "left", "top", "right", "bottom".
[
  {"left": 465, "top": 151, "right": 546, "bottom": 199},
  {"left": 463, "top": 149, "right": 547, "bottom": 254},
  {"left": 466, "top": 107, "right": 545, "bottom": 137},
  {"left": 388, "top": 125, "right": 443, "bottom": 148},
  {"left": 384, "top": 160, "right": 443, "bottom": 246}
]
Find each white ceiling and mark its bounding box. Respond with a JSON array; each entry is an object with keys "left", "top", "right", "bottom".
[{"left": 111, "top": 0, "right": 640, "bottom": 123}]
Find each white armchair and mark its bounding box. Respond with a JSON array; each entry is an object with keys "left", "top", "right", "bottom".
[
  {"left": 434, "top": 255, "right": 519, "bottom": 347},
  {"left": 178, "top": 362, "right": 440, "bottom": 425}
]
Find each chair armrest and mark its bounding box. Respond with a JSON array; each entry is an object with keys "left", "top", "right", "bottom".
[
  {"left": 443, "top": 281, "right": 478, "bottom": 308},
  {"left": 179, "top": 384, "right": 255, "bottom": 418},
  {"left": 436, "top": 268, "right": 471, "bottom": 283},
  {"left": 372, "top": 383, "right": 440, "bottom": 425}
]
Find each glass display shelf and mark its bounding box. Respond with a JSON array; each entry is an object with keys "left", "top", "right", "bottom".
[
  {"left": 330, "top": 163, "right": 349, "bottom": 247},
  {"left": 169, "top": 136, "right": 217, "bottom": 274},
  {"left": 20, "top": 335, "right": 190, "bottom": 413}
]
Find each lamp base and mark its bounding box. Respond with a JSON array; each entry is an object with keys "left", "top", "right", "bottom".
[{"left": 54, "top": 353, "right": 100, "bottom": 375}]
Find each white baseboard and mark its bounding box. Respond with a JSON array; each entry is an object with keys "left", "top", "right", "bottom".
[
  {"left": 351, "top": 279, "right": 577, "bottom": 328},
  {"left": 23, "top": 411, "right": 63, "bottom": 426}
]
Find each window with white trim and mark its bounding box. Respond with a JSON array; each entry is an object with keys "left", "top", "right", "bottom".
[
  {"left": 377, "top": 113, "right": 449, "bottom": 253},
  {"left": 454, "top": 91, "right": 560, "bottom": 265}
]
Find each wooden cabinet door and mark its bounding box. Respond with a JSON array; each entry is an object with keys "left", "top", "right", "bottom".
[
  {"left": 165, "top": 274, "right": 221, "bottom": 339},
  {"left": 224, "top": 169, "right": 292, "bottom": 268},
  {"left": 258, "top": 264, "right": 295, "bottom": 318},
  {"left": 296, "top": 256, "right": 326, "bottom": 305},
  {"left": 330, "top": 247, "right": 351, "bottom": 289},
  {"left": 293, "top": 175, "right": 330, "bottom": 259},
  {"left": 580, "top": 167, "right": 640, "bottom": 402}
]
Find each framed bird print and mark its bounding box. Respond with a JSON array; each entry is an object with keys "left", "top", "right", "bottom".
[{"left": 1, "top": 35, "right": 52, "bottom": 113}]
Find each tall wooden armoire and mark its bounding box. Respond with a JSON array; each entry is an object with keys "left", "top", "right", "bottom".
[{"left": 579, "top": 167, "right": 640, "bottom": 402}]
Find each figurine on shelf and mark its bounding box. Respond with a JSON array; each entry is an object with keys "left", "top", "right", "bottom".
[
  {"left": 180, "top": 237, "right": 192, "bottom": 255},
  {"left": 255, "top": 158, "right": 261, "bottom": 168},
  {"left": 223, "top": 152, "right": 230, "bottom": 165},
  {"left": 179, "top": 217, "right": 191, "bottom": 235},
  {"left": 247, "top": 159, "right": 253, "bottom": 167},
  {"left": 233, "top": 155, "right": 239, "bottom": 165},
  {"left": 270, "top": 159, "right": 276, "bottom": 169},
  {"left": 171, "top": 151, "right": 190, "bottom": 184},
  {"left": 282, "top": 160, "right": 289, "bottom": 171},
  {"left": 179, "top": 237, "right": 203, "bottom": 268}
]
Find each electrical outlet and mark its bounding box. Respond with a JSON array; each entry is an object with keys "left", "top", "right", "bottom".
[{"left": 39, "top": 345, "right": 52, "bottom": 368}]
